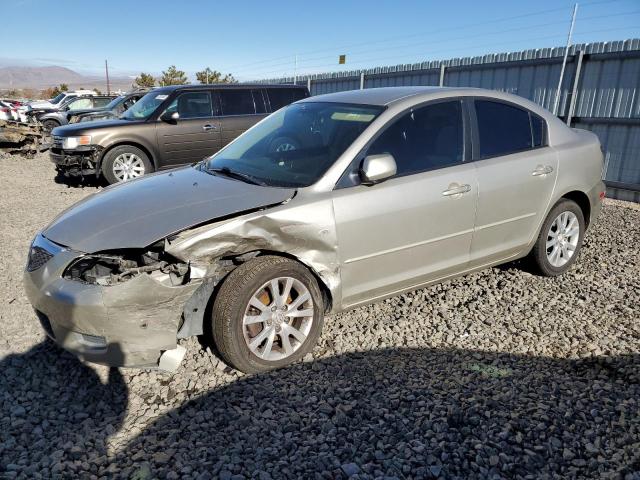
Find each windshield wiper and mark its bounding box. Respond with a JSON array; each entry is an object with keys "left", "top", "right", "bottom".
[{"left": 207, "top": 166, "right": 267, "bottom": 186}]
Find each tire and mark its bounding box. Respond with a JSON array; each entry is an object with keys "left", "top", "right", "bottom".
[
  {"left": 269, "top": 136, "right": 300, "bottom": 153},
  {"left": 531, "top": 199, "right": 585, "bottom": 277},
  {"left": 101, "top": 145, "right": 153, "bottom": 184},
  {"left": 42, "top": 119, "right": 60, "bottom": 131},
  {"left": 211, "top": 255, "right": 324, "bottom": 373}
]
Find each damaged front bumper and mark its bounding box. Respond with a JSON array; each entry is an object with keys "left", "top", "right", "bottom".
[
  {"left": 23, "top": 234, "right": 199, "bottom": 368},
  {"left": 49, "top": 142, "right": 103, "bottom": 178}
]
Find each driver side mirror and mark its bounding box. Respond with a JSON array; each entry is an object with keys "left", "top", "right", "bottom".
[
  {"left": 161, "top": 111, "right": 180, "bottom": 123},
  {"left": 360, "top": 153, "right": 397, "bottom": 185}
]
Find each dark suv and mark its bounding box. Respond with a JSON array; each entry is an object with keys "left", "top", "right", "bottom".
[{"left": 50, "top": 84, "right": 309, "bottom": 184}]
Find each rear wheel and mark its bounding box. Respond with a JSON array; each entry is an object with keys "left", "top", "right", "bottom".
[
  {"left": 531, "top": 199, "right": 585, "bottom": 276},
  {"left": 102, "top": 145, "right": 153, "bottom": 184},
  {"left": 211, "top": 255, "right": 324, "bottom": 373}
]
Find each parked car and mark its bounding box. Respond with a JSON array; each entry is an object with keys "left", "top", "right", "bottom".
[
  {"left": 68, "top": 91, "right": 148, "bottom": 124},
  {"left": 35, "top": 95, "right": 117, "bottom": 130},
  {"left": 28, "top": 89, "right": 97, "bottom": 110},
  {"left": 25, "top": 87, "right": 605, "bottom": 373},
  {"left": 0, "top": 100, "right": 14, "bottom": 121},
  {"left": 49, "top": 84, "right": 309, "bottom": 183}
]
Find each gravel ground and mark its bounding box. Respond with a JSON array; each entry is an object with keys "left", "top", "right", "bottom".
[{"left": 0, "top": 153, "right": 639, "bottom": 480}]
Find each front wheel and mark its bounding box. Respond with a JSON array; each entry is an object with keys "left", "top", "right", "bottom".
[
  {"left": 211, "top": 255, "right": 324, "bottom": 373},
  {"left": 102, "top": 145, "right": 153, "bottom": 184},
  {"left": 531, "top": 199, "right": 585, "bottom": 276}
]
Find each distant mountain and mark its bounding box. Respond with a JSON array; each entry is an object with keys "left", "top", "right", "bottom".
[{"left": 0, "top": 65, "right": 133, "bottom": 91}]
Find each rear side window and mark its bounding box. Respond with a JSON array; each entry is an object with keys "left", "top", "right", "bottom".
[
  {"left": 368, "top": 100, "right": 464, "bottom": 176},
  {"left": 531, "top": 113, "right": 546, "bottom": 147},
  {"left": 267, "top": 88, "right": 308, "bottom": 111},
  {"left": 475, "top": 100, "right": 532, "bottom": 158},
  {"left": 93, "top": 97, "right": 112, "bottom": 108},
  {"left": 219, "top": 89, "right": 256, "bottom": 116}
]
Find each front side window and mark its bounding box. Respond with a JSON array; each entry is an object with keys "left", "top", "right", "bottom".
[
  {"left": 163, "top": 92, "right": 213, "bottom": 119},
  {"left": 475, "top": 100, "right": 533, "bottom": 158},
  {"left": 219, "top": 89, "right": 255, "bottom": 116},
  {"left": 203, "top": 102, "right": 383, "bottom": 187},
  {"left": 367, "top": 100, "right": 464, "bottom": 177}
]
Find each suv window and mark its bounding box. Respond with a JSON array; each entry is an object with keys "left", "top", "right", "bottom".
[
  {"left": 219, "top": 89, "right": 255, "bottom": 116},
  {"left": 267, "top": 88, "right": 307, "bottom": 111},
  {"left": 475, "top": 100, "right": 534, "bottom": 158},
  {"left": 166, "top": 91, "right": 213, "bottom": 119},
  {"left": 367, "top": 100, "right": 464, "bottom": 177},
  {"left": 67, "top": 97, "right": 92, "bottom": 110},
  {"left": 93, "top": 97, "right": 112, "bottom": 108}
]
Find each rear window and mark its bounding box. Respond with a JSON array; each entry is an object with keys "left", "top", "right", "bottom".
[
  {"left": 267, "top": 88, "right": 308, "bottom": 111},
  {"left": 531, "top": 113, "right": 546, "bottom": 147},
  {"left": 219, "top": 89, "right": 256, "bottom": 116}
]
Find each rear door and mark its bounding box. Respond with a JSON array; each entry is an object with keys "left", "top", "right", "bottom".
[
  {"left": 470, "top": 99, "right": 557, "bottom": 265},
  {"left": 155, "top": 90, "right": 222, "bottom": 168},
  {"left": 217, "top": 88, "right": 268, "bottom": 147}
]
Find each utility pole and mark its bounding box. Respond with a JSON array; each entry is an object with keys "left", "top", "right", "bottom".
[
  {"left": 105, "top": 59, "right": 111, "bottom": 95},
  {"left": 553, "top": 3, "right": 578, "bottom": 116}
]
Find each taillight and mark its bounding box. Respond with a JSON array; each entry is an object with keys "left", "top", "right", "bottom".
[{"left": 599, "top": 191, "right": 606, "bottom": 200}]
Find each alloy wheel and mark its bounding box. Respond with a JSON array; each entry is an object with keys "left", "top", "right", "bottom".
[
  {"left": 546, "top": 211, "right": 580, "bottom": 267},
  {"left": 242, "top": 276, "right": 314, "bottom": 361},
  {"left": 112, "top": 153, "right": 145, "bottom": 181}
]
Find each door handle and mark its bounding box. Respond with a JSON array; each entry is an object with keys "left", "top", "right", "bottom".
[
  {"left": 531, "top": 165, "right": 554, "bottom": 176},
  {"left": 442, "top": 183, "right": 471, "bottom": 197},
  {"left": 202, "top": 124, "right": 218, "bottom": 132}
]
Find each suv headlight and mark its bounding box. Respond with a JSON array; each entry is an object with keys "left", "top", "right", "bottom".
[{"left": 63, "top": 135, "right": 92, "bottom": 149}]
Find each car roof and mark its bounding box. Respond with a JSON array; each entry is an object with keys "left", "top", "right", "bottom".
[{"left": 298, "top": 86, "right": 476, "bottom": 106}]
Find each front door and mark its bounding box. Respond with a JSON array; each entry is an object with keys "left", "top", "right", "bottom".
[
  {"left": 333, "top": 99, "right": 478, "bottom": 307},
  {"left": 470, "top": 99, "right": 558, "bottom": 265},
  {"left": 155, "top": 90, "right": 221, "bottom": 168}
]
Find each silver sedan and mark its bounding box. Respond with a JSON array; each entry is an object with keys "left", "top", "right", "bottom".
[{"left": 24, "top": 87, "right": 605, "bottom": 373}]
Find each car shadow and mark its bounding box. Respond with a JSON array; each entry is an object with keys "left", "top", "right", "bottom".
[
  {"left": 115, "top": 348, "right": 639, "bottom": 479},
  {"left": 53, "top": 171, "right": 107, "bottom": 189},
  {"left": 0, "top": 340, "right": 128, "bottom": 477}
]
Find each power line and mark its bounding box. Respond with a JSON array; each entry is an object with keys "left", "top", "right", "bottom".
[
  {"left": 232, "top": 9, "right": 640, "bottom": 76},
  {"left": 247, "top": 26, "right": 639, "bottom": 80}
]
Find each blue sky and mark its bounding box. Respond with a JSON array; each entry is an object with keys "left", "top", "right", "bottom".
[{"left": 1, "top": 0, "right": 638, "bottom": 81}]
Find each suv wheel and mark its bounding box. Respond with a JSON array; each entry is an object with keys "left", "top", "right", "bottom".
[
  {"left": 211, "top": 255, "right": 324, "bottom": 373},
  {"left": 531, "top": 199, "right": 585, "bottom": 276},
  {"left": 42, "top": 119, "right": 60, "bottom": 131},
  {"left": 102, "top": 145, "right": 153, "bottom": 184}
]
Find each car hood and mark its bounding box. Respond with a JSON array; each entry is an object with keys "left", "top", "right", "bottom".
[
  {"left": 54, "top": 118, "right": 144, "bottom": 136},
  {"left": 43, "top": 166, "right": 296, "bottom": 253}
]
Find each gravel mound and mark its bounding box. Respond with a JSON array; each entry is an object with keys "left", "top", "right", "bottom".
[{"left": 0, "top": 154, "right": 638, "bottom": 479}]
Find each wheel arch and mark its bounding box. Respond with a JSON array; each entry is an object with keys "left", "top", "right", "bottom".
[
  {"left": 560, "top": 190, "right": 592, "bottom": 227},
  {"left": 98, "top": 141, "right": 156, "bottom": 173}
]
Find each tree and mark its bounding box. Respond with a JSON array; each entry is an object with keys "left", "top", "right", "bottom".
[
  {"left": 160, "top": 65, "right": 188, "bottom": 86},
  {"left": 133, "top": 72, "right": 156, "bottom": 89},
  {"left": 195, "top": 67, "right": 236, "bottom": 84},
  {"left": 93, "top": 87, "right": 102, "bottom": 95},
  {"left": 59, "top": 83, "right": 69, "bottom": 92}
]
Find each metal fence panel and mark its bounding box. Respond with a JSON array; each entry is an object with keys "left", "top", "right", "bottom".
[{"left": 256, "top": 39, "right": 640, "bottom": 199}]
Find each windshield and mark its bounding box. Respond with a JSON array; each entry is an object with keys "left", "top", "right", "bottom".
[
  {"left": 121, "top": 91, "right": 168, "bottom": 120},
  {"left": 203, "top": 102, "right": 383, "bottom": 187},
  {"left": 50, "top": 93, "right": 66, "bottom": 104},
  {"left": 104, "top": 95, "right": 125, "bottom": 110}
]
